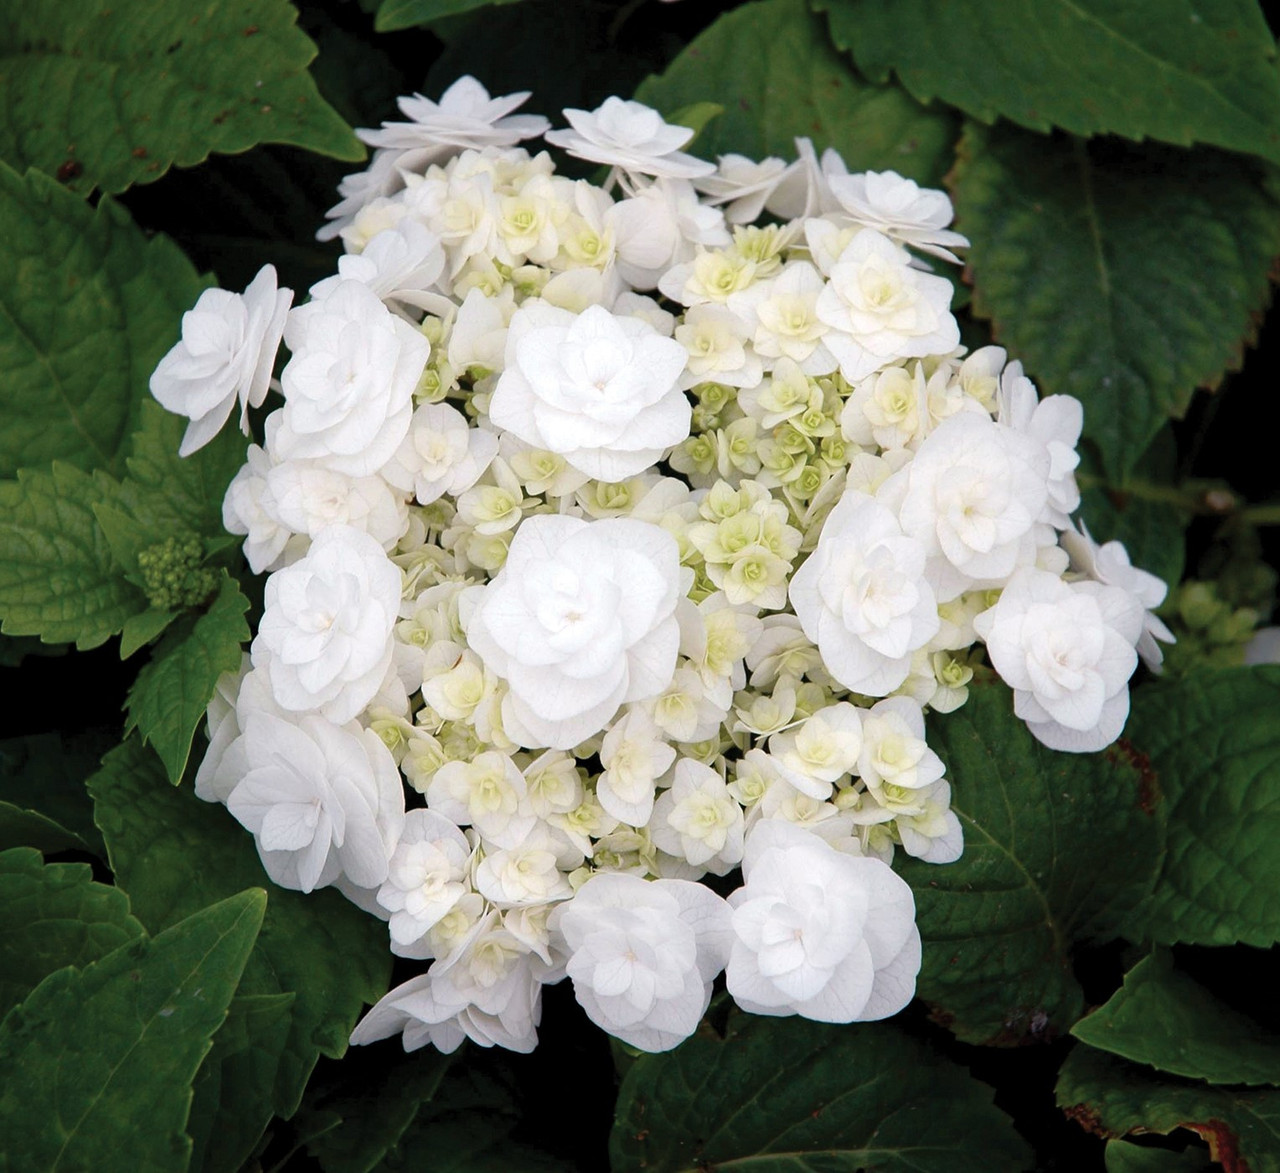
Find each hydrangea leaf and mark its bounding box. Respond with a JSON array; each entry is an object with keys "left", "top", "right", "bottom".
[
  {"left": 0, "top": 803, "right": 91, "bottom": 856},
  {"left": 297, "top": 1050, "right": 454, "bottom": 1173},
  {"left": 1122, "top": 666, "right": 1280, "bottom": 946},
  {"left": 375, "top": 0, "right": 527, "bottom": 33},
  {"left": 1057, "top": 1045, "right": 1280, "bottom": 1170},
  {"left": 87, "top": 738, "right": 393, "bottom": 1120},
  {"left": 814, "top": 0, "right": 1280, "bottom": 163},
  {"left": 0, "top": 163, "right": 211, "bottom": 479},
  {"left": 0, "top": 888, "right": 264, "bottom": 1173},
  {"left": 124, "top": 573, "right": 251, "bottom": 784},
  {"left": 952, "top": 122, "right": 1280, "bottom": 479},
  {"left": 0, "top": 846, "right": 144, "bottom": 1020},
  {"left": 0, "top": 464, "right": 147, "bottom": 649},
  {"left": 1077, "top": 483, "right": 1187, "bottom": 592},
  {"left": 1104, "top": 1139, "right": 1210, "bottom": 1173},
  {"left": 0, "top": 0, "right": 362, "bottom": 196},
  {"left": 0, "top": 730, "right": 113, "bottom": 856},
  {"left": 610, "top": 1012, "right": 1032, "bottom": 1172},
  {"left": 1071, "top": 950, "right": 1280, "bottom": 1086},
  {"left": 635, "top": 0, "right": 959, "bottom": 187},
  {"left": 895, "top": 677, "right": 1163, "bottom": 1045},
  {"left": 187, "top": 992, "right": 296, "bottom": 1173}
]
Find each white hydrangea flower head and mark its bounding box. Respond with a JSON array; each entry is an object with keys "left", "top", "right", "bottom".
[
  {"left": 825, "top": 169, "right": 969, "bottom": 264},
  {"left": 545, "top": 97, "right": 715, "bottom": 179},
  {"left": 222, "top": 443, "right": 291, "bottom": 574},
  {"left": 489, "top": 302, "right": 691, "bottom": 480},
  {"left": 766, "top": 702, "right": 863, "bottom": 801},
  {"left": 311, "top": 221, "right": 450, "bottom": 317},
  {"left": 376, "top": 808, "right": 473, "bottom": 956},
  {"left": 252, "top": 525, "right": 403, "bottom": 724},
  {"left": 383, "top": 401, "right": 500, "bottom": 505},
  {"left": 726, "top": 821, "right": 920, "bottom": 1022},
  {"left": 552, "top": 872, "right": 732, "bottom": 1052},
  {"left": 265, "top": 460, "right": 409, "bottom": 550},
  {"left": 789, "top": 490, "right": 939, "bottom": 695},
  {"left": 650, "top": 758, "right": 746, "bottom": 874},
  {"left": 974, "top": 566, "right": 1145, "bottom": 752},
  {"left": 464, "top": 514, "right": 684, "bottom": 749},
  {"left": 364, "top": 77, "right": 550, "bottom": 155},
  {"left": 150, "top": 264, "right": 292, "bottom": 455},
  {"left": 694, "top": 154, "right": 791, "bottom": 224},
  {"left": 425, "top": 750, "right": 536, "bottom": 848},
  {"left": 225, "top": 711, "right": 405, "bottom": 894},
  {"left": 996, "top": 361, "right": 1083, "bottom": 529}
]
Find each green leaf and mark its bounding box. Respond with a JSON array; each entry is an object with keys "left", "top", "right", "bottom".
[
  {"left": 125, "top": 574, "right": 250, "bottom": 784},
  {"left": 1073, "top": 950, "right": 1280, "bottom": 1086},
  {"left": 1123, "top": 666, "right": 1280, "bottom": 946},
  {"left": 1078, "top": 482, "right": 1188, "bottom": 591},
  {"left": 0, "top": 0, "right": 362, "bottom": 195},
  {"left": 0, "top": 464, "right": 146, "bottom": 649},
  {"left": 119, "top": 607, "right": 178, "bottom": 660},
  {"left": 952, "top": 122, "right": 1280, "bottom": 478},
  {"left": 0, "top": 163, "right": 211, "bottom": 479},
  {"left": 1104, "top": 1139, "right": 1211, "bottom": 1173},
  {"left": 610, "top": 1013, "right": 1031, "bottom": 1172},
  {"left": 375, "top": 0, "right": 526, "bottom": 32},
  {"left": 897, "top": 677, "right": 1163, "bottom": 1044},
  {"left": 299, "top": 1051, "right": 453, "bottom": 1173},
  {"left": 0, "top": 804, "right": 90, "bottom": 856},
  {"left": 1058, "top": 1045, "right": 1280, "bottom": 1172},
  {"left": 815, "top": 0, "right": 1280, "bottom": 163},
  {"left": 0, "top": 730, "right": 113, "bottom": 856},
  {"left": 636, "top": 0, "right": 958, "bottom": 187},
  {"left": 187, "top": 992, "right": 295, "bottom": 1173},
  {"left": 0, "top": 846, "right": 144, "bottom": 1019},
  {"left": 87, "top": 738, "right": 392, "bottom": 1119},
  {"left": 0, "top": 888, "right": 264, "bottom": 1173}
]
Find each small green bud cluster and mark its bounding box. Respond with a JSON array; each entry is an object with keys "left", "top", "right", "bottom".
[{"left": 138, "top": 535, "right": 218, "bottom": 611}]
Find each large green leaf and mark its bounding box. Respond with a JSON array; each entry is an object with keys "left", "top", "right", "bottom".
[
  {"left": 1072, "top": 950, "right": 1280, "bottom": 1086},
  {"left": 187, "top": 992, "right": 295, "bottom": 1173},
  {"left": 0, "top": 730, "right": 113, "bottom": 856},
  {"left": 0, "top": 164, "right": 210, "bottom": 479},
  {"left": 952, "top": 122, "right": 1280, "bottom": 479},
  {"left": 87, "top": 738, "right": 392, "bottom": 1119},
  {"left": 0, "top": 846, "right": 143, "bottom": 1020},
  {"left": 1058, "top": 1045, "right": 1280, "bottom": 1172},
  {"left": 375, "top": 0, "right": 526, "bottom": 32},
  {"left": 0, "top": 464, "right": 146, "bottom": 649},
  {"left": 635, "top": 0, "right": 958, "bottom": 187},
  {"left": 0, "top": 889, "right": 264, "bottom": 1173},
  {"left": 0, "top": 0, "right": 362, "bottom": 196},
  {"left": 125, "top": 574, "right": 251, "bottom": 784},
  {"left": 1123, "top": 666, "right": 1280, "bottom": 946},
  {"left": 896, "top": 677, "right": 1163, "bottom": 1045},
  {"left": 815, "top": 0, "right": 1280, "bottom": 163},
  {"left": 610, "top": 1013, "right": 1031, "bottom": 1171},
  {"left": 1104, "top": 1139, "right": 1211, "bottom": 1173}
]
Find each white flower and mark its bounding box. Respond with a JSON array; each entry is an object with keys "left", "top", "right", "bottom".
[
  {"left": 425, "top": 751, "right": 536, "bottom": 849},
  {"left": 996, "top": 361, "right": 1082, "bottom": 528},
  {"left": 464, "top": 514, "right": 683, "bottom": 749},
  {"left": 726, "top": 821, "right": 920, "bottom": 1022},
  {"left": 252, "top": 525, "right": 402, "bottom": 723},
  {"left": 383, "top": 402, "right": 499, "bottom": 505},
  {"left": 888, "top": 412, "right": 1050, "bottom": 602},
  {"left": 598, "top": 707, "right": 676, "bottom": 826},
  {"left": 544, "top": 97, "right": 714, "bottom": 179},
  {"left": 974, "top": 567, "right": 1144, "bottom": 752},
  {"left": 222, "top": 443, "right": 290, "bottom": 574},
  {"left": 150, "top": 264, "right": 291, "bottom": 455},
  {"left": 826, "top": 170, "right": 968, "bottom": 264},
  {"left": 311, "top": 221, "right": 449, "bottom": 316},
  {"left": 274, "top": 280, "right": 430, "bottom": 476},
  {"left": 607, "top": 178, "right": 729, "bottom": 289},
  {"left": 695, "top": 154, "right": 791, "bottom": 223},
  {"left": 489, "top": 303, "right": 690, "bottom": 481},
  {"left": 225, "top": 712, "right": 405, "bottom": 893},
  {"left": 551, "top": 873, "right": 731, "bottom": 1052},
  {"left": 376, "top": 809, "right": 472, "bottom": 955},
  {"left": 265, "top": 461, "right": 408, "bottom": 549},
  {"left": 895, "top": 780, "right": 964, "bottom": 864},
  {"left": 767, "top": 702, "right": 863, "bottom": 801},
  {"left": 789, "top": 490, "right": 939, "bottom": 695},
  {"left": 1060, "top": 521, "right": 1175, "bottom": 672},
  {"left": 857, "top": 697, "right": 946, "bottom": 799},
  {"left": 650, "top": 759, "right": 745, "bottom": 874},
  {"left": 675, "top": 304, "right": 762, "bottom": 390},
  {"left": 815, "top": 229, "right": 959, "bottom": 383},
  {"left": 727, "top": 262, "right": 836, "bottom": 375}
]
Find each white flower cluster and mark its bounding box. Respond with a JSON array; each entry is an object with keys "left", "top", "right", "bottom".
[{"left": 154, "top": 79, "right": 1174, "bottom": 1056}]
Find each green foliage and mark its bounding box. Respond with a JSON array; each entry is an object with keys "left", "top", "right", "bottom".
[
  {"left": 1058, "top": 1045, "right": 1280, "bottom": 1170},
  {"left": 610, "top": 1012, "right": 1032, "bottom": 1171},
  {"left": 0, "top": 731, "right": 112, "bottom": 856},
  {"left": 0, "top": 163, "right": 210, "bottom": 479},
  {"left": 952, "top": 122, "right": 1280, "bottom": 478},
  {"left": 124, "top": 573, "right": 251, "bottom": 783},
  {"left": 0, "top": 889, "right": 264, "bottom": 1173},
  {"left": 0, "top": 0, "right": 361, "bottom": 195},
  {"left": 1123, "top": 666, "right": 1280, "bottom": 946},
  {"left": 1072, "top": 950, "right": 1280, "bottom": 1086},
  {"left": 897, "top": 677, "right": 1162, "bottom": 1044},
  {"left": 815, "top": 0, "right": 1280, "bottom": 162},
  {"left": 0, "top": 464, "right": 146, "bottom": 649},
  {"left": 375, "top": 0, "right": 526, "bottom": 32},
  {"left": 87, "top": 739, "right": 392, "bottom": 1121},
  {"left": 0, "top": 846, "right": 144, "bottom": 1020},
  {"left": 637, "top": 0, "right": 958, "bottom": 187}
]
